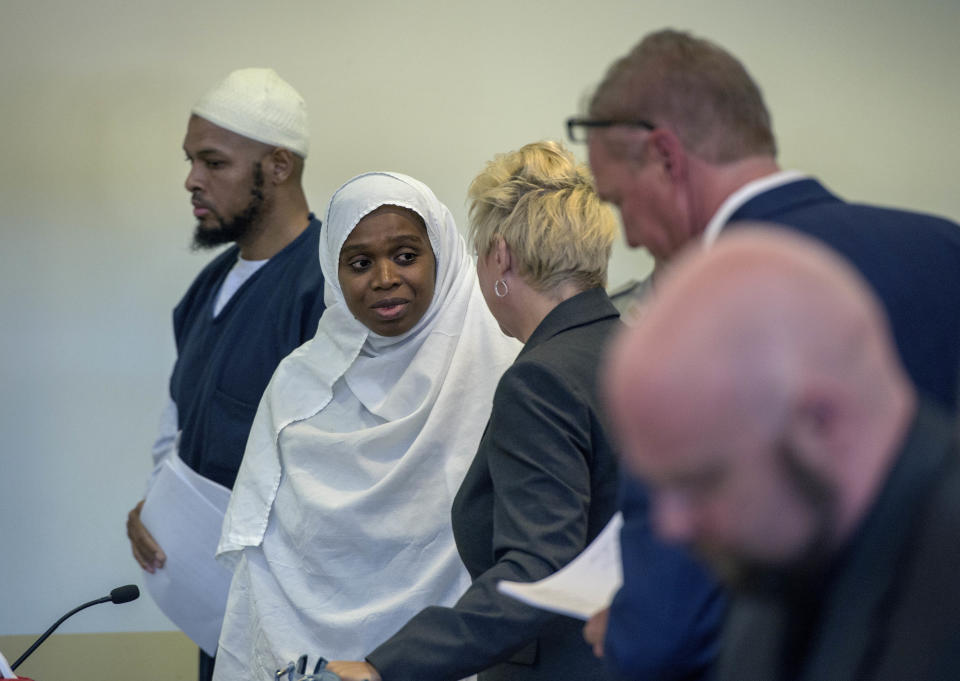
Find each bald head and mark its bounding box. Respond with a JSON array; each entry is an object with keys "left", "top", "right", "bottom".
[{"left": 604, "top": 227, "right": 915, "bottom": 586}]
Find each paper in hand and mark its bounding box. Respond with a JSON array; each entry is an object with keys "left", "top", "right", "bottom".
[
  {"left": 497, "top": 512, "right": 623, "bottom": 620},
  {"left": 139, "top": 454, "right": 233, "bottom": 655}
]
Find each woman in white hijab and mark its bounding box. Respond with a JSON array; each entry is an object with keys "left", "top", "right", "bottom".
[
  {"left": 328, "top": 142, "right": 624, "bottom": 681},
  {"left": 212, "top": 172, "right": 519, "bottom": 680}
]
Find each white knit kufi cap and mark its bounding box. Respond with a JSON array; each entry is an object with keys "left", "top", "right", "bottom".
[{"left": 191, "top": 67, "right": 309, "bottom": 158}]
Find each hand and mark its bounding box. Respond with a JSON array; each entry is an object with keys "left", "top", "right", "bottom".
[
  {"left": 325, "top": 661, "right": 382, "bottom": 681},
  {"left": 127, "top": 499, "right": 166, "bottom": 573},
  {"left": 583, "top": 607, "right": 610, "bottom": 658}
]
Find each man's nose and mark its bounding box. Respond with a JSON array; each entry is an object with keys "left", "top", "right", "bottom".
[{"left": 185, "top": 162, "right": 202, "bottom": 193}]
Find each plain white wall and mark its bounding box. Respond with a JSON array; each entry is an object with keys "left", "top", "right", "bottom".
[{"left": 1, "top": 0, "right": 958, "bottom": 635}]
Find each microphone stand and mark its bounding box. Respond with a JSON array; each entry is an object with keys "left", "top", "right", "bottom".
[
  {"left": 11, "top": 596, "right": 110, "bottom": 671},
  {"left": 12, "top": 585, "right": 139, "bottom": 671}
]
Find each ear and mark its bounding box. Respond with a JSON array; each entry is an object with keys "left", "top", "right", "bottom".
[
  {"left": 266, "top": 147, "right": 295, "bottom": 184},
  {"left": 492, "top": 236, "right": 513, "bottom": 278},
  {"left": 648, "top": 128, "right": 688, "bottom": 183},
  {"left": 783, "top": 387, "right": 839, "bottom": 473}
]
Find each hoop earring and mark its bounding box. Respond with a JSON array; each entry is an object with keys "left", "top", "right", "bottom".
[{"left": 494, "top": 279, "right": 509, "bottom": 298}]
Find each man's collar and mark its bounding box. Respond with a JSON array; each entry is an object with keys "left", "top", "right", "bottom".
[{"left": 702, "top": 170, "right": 809, "bottom": 247}]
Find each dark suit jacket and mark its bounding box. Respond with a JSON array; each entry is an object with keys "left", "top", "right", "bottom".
[
  {"left": 716, "top": 402, "right": 960, "bottom": 681},
  {"left": 366, "top": 287, "right": 621, "bottom": 681},
  {"left": 727, "top": 178, "right": 960, "bottom": 411}
]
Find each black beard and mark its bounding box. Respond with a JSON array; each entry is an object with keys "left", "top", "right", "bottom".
[{"left": 191, "top": 162, "right": 265, "bottom": 250}]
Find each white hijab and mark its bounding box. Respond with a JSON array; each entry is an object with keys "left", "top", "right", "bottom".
[{"left": 216, "top": 172, "right": 519, "bottom": 668}]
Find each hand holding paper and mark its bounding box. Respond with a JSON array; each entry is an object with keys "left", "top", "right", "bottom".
[
  {"left": 497, "top": 512, "right": 623, "bottom": 620},
  {"left": 139, "top": 454, "right": 233, "bottom": 656}
]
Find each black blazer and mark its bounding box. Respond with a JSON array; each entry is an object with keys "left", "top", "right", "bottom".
[{"left": 367, "top": 287, "right": 621, "bottom": 681}]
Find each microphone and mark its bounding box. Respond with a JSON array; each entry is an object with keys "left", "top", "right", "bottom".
[
  {"left": 109, "top": 585, "right": 140, "bottom": 604},
  {"left": 11, "top": 585, "right": 140, "bottom": 671}
]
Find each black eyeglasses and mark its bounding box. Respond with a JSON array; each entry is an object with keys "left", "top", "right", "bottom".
[{"left": 565, "top": 117, "right": 655, "bottom": 143}]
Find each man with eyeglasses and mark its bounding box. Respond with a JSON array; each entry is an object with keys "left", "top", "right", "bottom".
[{"left": 574, "top": 27, "right": 960, "bottom": 681}]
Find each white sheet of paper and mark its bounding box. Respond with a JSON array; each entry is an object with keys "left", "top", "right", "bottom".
[
  {"left": 0, "top": 648, "right": 16, "bottom": 678},
  {"left": 497, "top": 512, "right": 623, "bottom": 621},
  {"left": 139, "top": 454, "right": 233, "bottom": 656}
]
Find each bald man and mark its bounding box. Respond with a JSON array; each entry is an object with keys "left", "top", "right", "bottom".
[
  {"left": 125, "top": 68, "right": 326, "bottom": 681},
  {"left": 604, "top": 228, "right": 960, "bottom": 681}
]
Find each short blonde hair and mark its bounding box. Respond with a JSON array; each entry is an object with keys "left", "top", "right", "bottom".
[{"left": 468, "top": 140, "right": 617, "bottom": 293}]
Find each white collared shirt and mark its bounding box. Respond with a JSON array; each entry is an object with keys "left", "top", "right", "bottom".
[
  {"left": 618, "top": 171, "right": 811, "bottom": 325},
  {"left": 701, "top": 170, "right": 809, "bottom": 247}
]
